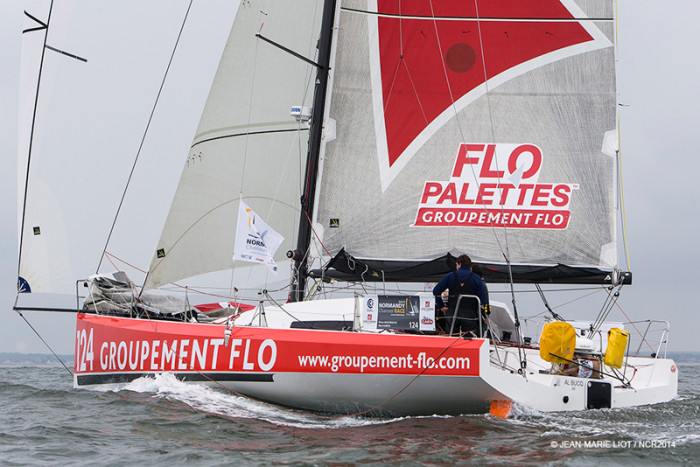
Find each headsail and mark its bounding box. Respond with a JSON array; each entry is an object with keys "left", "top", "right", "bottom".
[
  {"left": 313, "top": 0, "right": 620, "bottom": 283},
  {"left": 16, "top": 4, "right": 233, "bottom": 298},
  {"left": 145, "top": 1, "right": 325, "bottom": 290}
]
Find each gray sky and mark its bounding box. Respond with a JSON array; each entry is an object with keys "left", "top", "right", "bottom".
[{"left": 2, "top": 1, "right": 699, "bottom": 356}]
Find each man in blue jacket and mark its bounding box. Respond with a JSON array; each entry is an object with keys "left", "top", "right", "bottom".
[{"left": 433, "top": 254, "right": 489, "bottom": 336}]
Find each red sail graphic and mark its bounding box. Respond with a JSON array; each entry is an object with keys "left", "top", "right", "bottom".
[{"left": 377, "top": 0, "right": 594, "bottom": 167}]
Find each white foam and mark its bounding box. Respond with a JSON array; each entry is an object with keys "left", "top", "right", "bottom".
[{"left": 110, "top": 373, "right": 405, "bottom": 429}]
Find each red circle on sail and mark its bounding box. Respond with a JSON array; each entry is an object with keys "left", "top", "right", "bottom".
[{"left": 446, "top": 43, "right": 476, "bottom": 73}]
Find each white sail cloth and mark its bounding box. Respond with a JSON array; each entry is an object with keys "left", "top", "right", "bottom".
[
  {"left": 17, "top": 3, "right": 234, "bottom": 295},
  {"left": 145, "top": 1, "right": 323, "bottom": 290}
]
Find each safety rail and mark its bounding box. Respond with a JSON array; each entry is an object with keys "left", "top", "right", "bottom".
[{"left": 624, "top": 320, "right": 670, "bottom": 358}]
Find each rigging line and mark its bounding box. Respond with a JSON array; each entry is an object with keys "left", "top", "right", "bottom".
[
  {"left": 401, "top": 59, "right": 430, "bottom": 126},
  {"left": 617, "top": 146, "right": 631, "bottom": 270},
  {"left": 420, "top": 1, "right": 512, "bottom": 260},
  {"left": 15, "top": 310, "right": 73, "bottom": 377},
  {"left": 341, "top": 7, "right": 614, "bottom": 23},
  {"left": 335, "top": 335, "right": 467, "bottom": 417},
  {"left": 249, "top": 129, "right": 306, "bottom": 294},
  {"left": 399, "top": 1, "right": 403, "bottom": 56},
  {"left": 252, "top": 334, "right": 469, "bottom": 420},
  {"left": 535, "top": 284, "right": 564, "bottom": 321},
  {"left": 593, "top": 284, "right": 628, "bottom": 334},
  {"left": 103, "top": 253, "right": 152, "bottom": 320},
  {"left": 383, "top": 58, "right": 403, "bottom": 113},
  {"left": 293, "top": 79, "right": 315, "bottom": 279},
  {"left": 170, "top": 282, "right": 249, "bottom": 301},
  {"left": 266, "top": 71, "right": 314, "bottom": 238},
  {"left": 99, "top": 255, "right": 276, "bottom": 403},
  {"left": 264, "top": 291, "right": 304, "bottom": 323},
  {"left": 614, "top": 1, "right": 628, "bottom": 271},
  {"left": 190, "top": 333, "right": 467, "bottom": 421},
  {"left": 98, "top": 0, "right": 194, "bottom": 274},
  {"left": 103, "top": 251, "right": 147, "bottom": 274},
  {"left": 305, "top": 210, "right": 332, "bottom": 257},
  {"left": 424, "top": 1, "right": 522, "bottom": 355},
  {"left": 491, "top": 285, "right": 603, "bottom": 294},
  {"left": 18, "top": 0, "right": 54, "bottom": 290},
  {"left": 466, "top": 1, "right": 523, "bottom": 359},
  {"left": 521, "top": 310, "right": 550, "bottom": 320},
  {"left": 161, "top": 281, "right": 289, "bottom": 293},
  {"left": 191, "top": 128, "right": 308, "bottom": 150},
  {"left": 231, "top": 11, "right": 267, "bottom": 298},
  {"left": 614, "top": 0, "right": 620, "bottom": 59},
  {"left": 380, "top": 3, "right": 405, "bottom": 114},
  {"left": 550, "top": 287, "right": 604, "bottom": 309},
  {"left": 469, "top": 0, "right": 515, "bottom": 262},
  {"left": 591, "top": 286, "right": 614, "bottom": 330}
]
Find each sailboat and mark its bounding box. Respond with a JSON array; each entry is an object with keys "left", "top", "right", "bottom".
[{"left": 16, "top": 0, "right": 677, "bottom": 416}]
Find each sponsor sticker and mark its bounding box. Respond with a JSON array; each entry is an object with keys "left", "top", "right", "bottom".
[{"left": 414, "top": 143, "right": 577, "bottom": 229}]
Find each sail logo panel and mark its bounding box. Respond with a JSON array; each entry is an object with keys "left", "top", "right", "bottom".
[
  {"left": 368, "top": 0, "right": 613, "bottom": 191},
  {"left": 413, "top": 143, "right": 577, "bottom": 229}
]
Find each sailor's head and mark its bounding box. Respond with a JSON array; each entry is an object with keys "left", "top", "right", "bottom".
[{"left": 456, "top": 254, "right": 472, "bottom": 268}]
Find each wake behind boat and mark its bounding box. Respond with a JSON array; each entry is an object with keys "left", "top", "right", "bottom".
[{"left": 17, "top": 0, "right": 677, "bottom": 417}]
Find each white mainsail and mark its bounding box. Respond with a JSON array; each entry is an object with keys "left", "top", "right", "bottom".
[
  {"left": 145, "top": 1, "right": 324, "bottom": 291},
  {"left": 315, "top": 0, "right": 619, "bottom": 274}
]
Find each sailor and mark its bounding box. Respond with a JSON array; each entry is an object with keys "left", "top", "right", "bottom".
[
  {"left": 433, "top": 254, "right": 489, "bottom": 336},
  {"left": 562, "top": 356, "right": 602, "bottom": 379}
]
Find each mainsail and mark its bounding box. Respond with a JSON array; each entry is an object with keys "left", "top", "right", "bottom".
[{"left": 313, "top": 0, "right": 620, "bottom": 283}]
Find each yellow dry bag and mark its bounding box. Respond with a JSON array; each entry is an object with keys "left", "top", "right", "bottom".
[
  {"left": 539, "top": 321, "right": 576, "bottom": 364},
  {"left": 604, "top": 327, "right": 629, "bottom": 369}
]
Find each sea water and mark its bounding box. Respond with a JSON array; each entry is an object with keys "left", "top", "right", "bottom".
[{"left": 1, "top": 361, "right": 698, "bottom": 465}]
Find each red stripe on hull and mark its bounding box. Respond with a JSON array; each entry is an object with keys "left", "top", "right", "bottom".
[{"left": 74, "top": 313, "right": 484, "bottom": 381}]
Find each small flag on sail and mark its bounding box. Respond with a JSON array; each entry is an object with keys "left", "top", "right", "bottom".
[{"left": 233, "top": 200, "right": 284, "bottom": 274}]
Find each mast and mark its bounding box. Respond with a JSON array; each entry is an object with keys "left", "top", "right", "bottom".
[{"left": 289, "top": 0, "right": 337, "bottom": 302}]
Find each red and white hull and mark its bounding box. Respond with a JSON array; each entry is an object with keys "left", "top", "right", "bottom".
[
  {"left": 75, "top": 313, "right": 496, "bottom": 415},
  {"left": 74, "top": 312, "right": 678, "bottom": 416}
]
